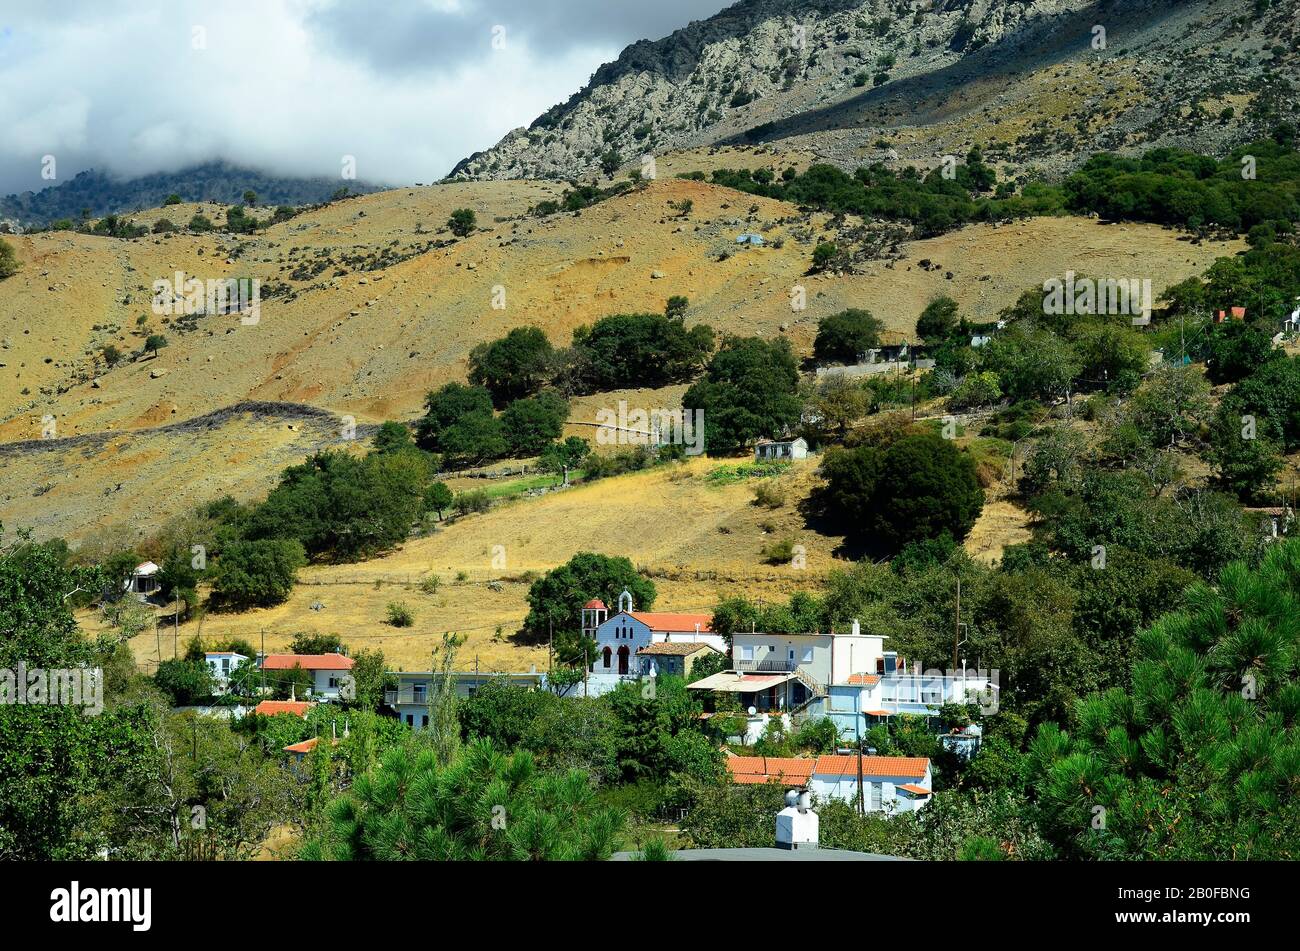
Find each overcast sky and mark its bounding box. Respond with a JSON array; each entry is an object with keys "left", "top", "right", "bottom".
[{"left": 0, "top": 0, "right": 731, "bottom": 196}]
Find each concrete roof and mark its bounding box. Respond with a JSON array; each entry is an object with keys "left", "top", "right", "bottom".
[{"left": 610, "top": 848, "right": 909, "bottom": 862}]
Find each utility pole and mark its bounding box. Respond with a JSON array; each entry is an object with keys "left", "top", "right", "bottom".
[
  {"left": 855, "top": 712, "right": 866, "bottom": 816},
  {"left": 583, "top": 648, "right": 588, "bottom": 698},
  {"left": 953, "top": 578, "right": 961, "bottom": 671},
  {"left": 260, "top": 628, "right": 266, "bottom": 696}
]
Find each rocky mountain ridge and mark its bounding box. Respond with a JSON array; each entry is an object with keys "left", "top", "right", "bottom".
[{"left": 452, "top": 0, "right": 1299, "bottom": 182}]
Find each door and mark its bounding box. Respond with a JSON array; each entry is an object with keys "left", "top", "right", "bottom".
[
  {"left": 602, "top": 647, "right": 612, "bottom": 669},
  {"left": 617, "top": 645, "right": 629, "bottom": 675}
]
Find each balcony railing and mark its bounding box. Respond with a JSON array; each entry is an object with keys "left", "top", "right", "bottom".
[
  {"left": 734, "top": 657, "right": 798, "bottom": 673},
  {"left": 385, "top": 688, "right": 429, "bottom": 705}
]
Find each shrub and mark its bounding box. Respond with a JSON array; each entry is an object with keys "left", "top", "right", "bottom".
[
  {"left": 752, "top": 481, "right": 786, "bottom": 509},
  {"left": 447, "top": 208, "right": 476, "bottom": 237},
  {"left": 452, "top": 490, "right": 491, "bottom": 516},
  {"left": 948, "top": 371, "right": 1003, "bottom": 410},
  {"left": 386, "top": 601, "right": 415, "bottom": 627},
  {"left": 761, "top": 537, "right": 796, "bottom": 565}
]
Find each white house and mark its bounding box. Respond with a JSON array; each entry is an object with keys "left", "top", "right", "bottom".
[
  {"left": 385, "top": 670, "right": 546, "bottom": 729},
  {"left": 727, "top": 754, "right": 933, "bottom": 814},
  {"left": 692, "top": 620, "right": 995, "bottom": 734},
  {"left": 754, "top": 437, "right": 808, "bottom": 462},
  {"left": 204, "top": 651, "right": 248, "bottom": 694},
  {"left": 258, "top": 653, "right": 355, "bottom": 701},
  {"left": 584, "top": 592, "right": 724, "bottom": 693},
  {"left": 125, "top": 561, "right": 161, "bottom": 600}
]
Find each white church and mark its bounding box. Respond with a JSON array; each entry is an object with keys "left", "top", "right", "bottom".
[{"left": 584, "top": 590, "right": 727, "bottom": 692}]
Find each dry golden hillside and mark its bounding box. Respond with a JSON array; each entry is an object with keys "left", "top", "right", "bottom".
[
  {"left": 1, "top": 171, "right": 1238, "bottom": 547},
  {"left": 83, "top": 455, "right": 840, "bottom": 673}
]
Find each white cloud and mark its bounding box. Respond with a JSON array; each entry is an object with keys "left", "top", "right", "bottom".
[{"left": 0, "top": 0, "right": 729, "bottom": 195}]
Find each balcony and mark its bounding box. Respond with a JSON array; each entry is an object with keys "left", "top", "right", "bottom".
[
  {"left": 734, "top": 657, "right": 798, "bottom": 673},
  {"left": 384, "top": 688, "right": 429, "bottom": 706}
]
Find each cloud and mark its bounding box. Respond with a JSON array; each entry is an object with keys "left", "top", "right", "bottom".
[{"left": 0, "top": 0, "right": 730, "bottom": 196}]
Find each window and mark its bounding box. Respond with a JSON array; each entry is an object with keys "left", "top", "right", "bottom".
[
  {"left": 405, "top": 714, "right": 414, "bottom": 726},
  {"left": 413, "top": 683, "right": 427, "bottom": 702},
  {"left": 740, "top": 645, "right": 754, "bottom": 661},
  {"left": 328, "top": 676, "right": 340, "bottom": 688},
  {"left": 801, "top": 647, "right": 814, "bottom": 664},
  {"left": 421, "top": 715, "right": 429, "bottom": 728},
  {"left": 221, "top": 658, "right": 230, "bottom": 674}
]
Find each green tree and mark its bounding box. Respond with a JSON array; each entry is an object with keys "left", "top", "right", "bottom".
[
  {"left": 303, "top": 739, "right": 626, "bottom": 860},
  {"left": 372, "top": 421, "right": 414, "bottom": 454},
  {"left": 537, "top": 436, "right": 591, "bottom": 476},
  {"left": 1032, "top": 540, "right": 1300, "bottom": 859},
  {"left": 500, "top": 391, "right": 568, "bottom": 456},
  {"left": 423, "top": 481, "right": 454, "bottom": 519},
  {"left": 208, "top": 539, "right": 306, "bottom": 610},
  {"left": 0, "top": 527, "right": 156, "bottom": 859},
  {"left": 347, "top": 648, "right": 390, "bottom": 711},
  {"left": 916, "top": 296, "right": 959, "bottom": 343},
  {"left": 153, "top": 658, "right": 215, "bottom": 705},
  {"left": 439, "top": 412, "right": 508, "bottom": 469},
  {"left": 814, "top": 308, "right": 885, "bottom": 364},
  {"left": 569, "top": 312, "right": 714, "bottom": 391},
  {"left": 0, "top": 238, "right": 20, "bottom": 279},
  {"left": 683, "top": 335, "right": 801, "bottom": 453},
  {"left": 1206, "top": 399, "right": 1283, "bottom": 500},
  {"left": 144, "top": 334, "right": 168, "bottom": 358},
  {"left": 520, "top": 552, "right": 655, "bottom": 645},
  {"left": 415, "top": 383, "right": 496, "bottom": 452},
  {"left": 468, "top": 326, "right": 555, "bottom": 405},
  {"left": 816, "top": 431, "right": 984, "bottom": 550},
  {"left": 1203, "top": 320, "right": 1278, "bottom": 385}
]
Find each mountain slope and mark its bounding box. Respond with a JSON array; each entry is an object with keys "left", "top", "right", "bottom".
[
  {"left": 1, "top": 161, "right": 384, "bottom": 229},
  {"left": 451, "top": 0, "right": 1300, "bottom": 182}
]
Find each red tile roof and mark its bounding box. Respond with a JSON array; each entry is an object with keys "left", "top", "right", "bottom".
[
  {"left": 255, "top": 700, "right": 315, "bottom": 717},
  {"left": 726, "top": 756, "right": 815, "bottom": 784},
  {"left": 260, "top": 653, "right": 354, "bottom": 671},
  {"left": 812, "top": 755, "right": 930, "bottom": 779},
  {"left": 629, "top": 612, "right": 713, "bottom": 634},
  {"left": 845, "top": 673, "right": 881, "bottom": 685},
  {"left": 898, "top": 783, "right": 932, "bottom": 796},
  {"left": 584, "top": 598, "right": 608, "bottom": 610},
  {"left": 283, "top": 736, "right": 340, "bottom": 755}
]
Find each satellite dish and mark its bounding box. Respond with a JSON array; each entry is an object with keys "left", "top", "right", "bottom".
[{"left": 747, "top": 706, "right": 757, "bottom": 716}]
